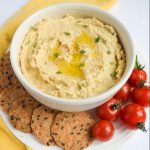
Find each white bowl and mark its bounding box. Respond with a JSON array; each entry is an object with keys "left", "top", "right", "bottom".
[{"left": 10, "top": 3, "right": 135, "bottom": 112}]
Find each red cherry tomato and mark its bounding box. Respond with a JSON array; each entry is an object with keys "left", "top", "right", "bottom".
[
  {"left": 92, "top": 120, "right": 115, "bottom": 141},
  {"left": 128, "top": 69, "right": 147, "bottom": 87},
  {"left": 121, "top": 103, "right": 146, "bottom": 131},
  {"left": 130, "top": 86, "right": 150, "bottom": 107},
  {"left": 96, "top": 98, "right": 121, "bottom": 121},
  {"left": 115, "top": 82, "right": 131, "bottom": 102}
]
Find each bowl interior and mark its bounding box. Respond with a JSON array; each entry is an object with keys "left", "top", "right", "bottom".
[{"left": 10, "top": 3, "right": 135, "bottom": 105}]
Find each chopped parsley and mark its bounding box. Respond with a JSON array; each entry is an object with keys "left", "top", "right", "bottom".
[
  {"left": 56, "top": 71, "right": 62, "bottom": 74},
  {"left": 95, "top": 36, "right": 101, "bottom": 43},
  {"left": 49, "top": 37, "right": 54, "bottom": 41},
  {"left": 110, "top": 62, "right": 114, "bottom": 65},
  {"left": 25, "top": 40, "right": 30, "bottom": 45},
  {"left": 30, "top": 26, "right": 38, "bottom": 32},
  {"left": 64, "top": 32, "right": 71, "bottom": 36},
  {"left": 83, "top": 25, "right": 88, "bottom": 28},
  {"left": 78, "top": 85, "right": 82, "bottom": 90},
  {"left": 107, "top": 50, "right": 111, "bottom": 54},
  {"left": 76, "top": 21, "right": 81, "bottom": 23},
  {"left": 110, "top": 71, "right": 117, "bottom": 77},
  {"left": 33, "top": 42, "right": 37, "bottom": 48},
  {"left": 54, "top": 53, "right": 59, "bottom": 58},
  {"left": 80, "top": 50, "right": 86, "bottom": 54}
]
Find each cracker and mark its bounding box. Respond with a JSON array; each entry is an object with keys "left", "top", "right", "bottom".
[
  {"left": 0, "top": 52, "right": 10, "bottom": 66},
  {"left": 31, "top": 105, "right": 57, "bottom": 145},
  {"left": 51, "top": 112, "right": 96, "bottom": 150},
  {"left": 9, "top": 96, "right": 39, "bottom": 133},
  {"left": 0, "top": 52, "right": 20, "bottom": 90},
  {"left": 0, "top": 85, "right": 27, "bottom": 114}
]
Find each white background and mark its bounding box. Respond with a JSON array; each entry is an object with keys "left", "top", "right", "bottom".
[{"left": 0, "top": 0, "right": 149, "bottom": 150}]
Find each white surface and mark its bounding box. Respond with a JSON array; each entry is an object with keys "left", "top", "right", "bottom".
[
  {"left": 0, "top": 0, "right": 149, "bottom": 150},
  {"left": 10, "top": 3, "right": 135, "bottom": 112}
]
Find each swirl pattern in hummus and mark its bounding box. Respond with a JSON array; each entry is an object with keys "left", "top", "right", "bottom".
[{"left": 20, "top": 15, "right": 126, "bottom": 99}]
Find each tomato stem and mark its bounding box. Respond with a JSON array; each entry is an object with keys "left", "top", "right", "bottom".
[
  {"left": 111, "top": 101, "right": 121, "bottom": 110},
  {"left": 135, "top": 55, "right": 145, "bottom": 70},
  {"left": 137, "top": 122, "right": 147, "bottom": 132},
  {"left": 138, "top": 80, "right": 146, "bottom": 88}
]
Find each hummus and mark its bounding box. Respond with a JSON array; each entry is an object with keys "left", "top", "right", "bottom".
[{"left": 20, "top": 15, "right": 126, "bottom": 99}]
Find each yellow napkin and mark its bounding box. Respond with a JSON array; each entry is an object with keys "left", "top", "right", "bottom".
[
  {"left": 0, "top": 116, "right": 28, "bottom": 150},
  {"left": 0, "top": 0, "right": 117, "bottom": 150}
]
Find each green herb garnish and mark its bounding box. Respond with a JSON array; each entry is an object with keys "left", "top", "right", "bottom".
[
  {"left": 33, "top": 42, "right": 37, "bottom": 48},
  {"left": 80, "top": 50, "right": 86, "bottom": 54},
  {"left": 25, "top": 40, "right": 30, "bottom": 45},
  {"left": 107, "top": 50, "right": 111, "bottom": 54},
  {"left": 54, "top": 53, "right": 59, "bottom": 58},
  {"left": 56, "top": 71, "right": 62, "bottom": 74},
  {"left": 95, "top": 36, "right": 101, "bottom": 43},
  {"left": 78, "top": 85, "right": 82, "bottom": 90},
  {"left": 64, "top": 32, "right": 71, "bottom": 36},
  {"left": 83, "top": 25, "right": 88, "bottom": 28},
  {"left": 110, "top": 62, "right": 114, "bottom": 65},
  {"left": 110, "top": 71, "right": 117, "bottom": 77},
  {"left": 76, "top": 21, "right": 81, "bottom": 23},
  {"left": 49, "top": 37, "right": 54, "bottom": 41},
  {"left": 31, "top": 26, "right": 37, "bottom": 32}
]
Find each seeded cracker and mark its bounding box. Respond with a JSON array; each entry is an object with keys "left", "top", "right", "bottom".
[
  {"left": 0, "top": 52, "right": 20, "bottom": 91},
  {"left": 31, "top": 105, "right": 57, "bottom": 145},
  {"left": 9, "top": 96, "right": 39, "bottom": 133},
  {"left": 51, "top": 112, "right": 96, "bottom": 150},
  {"left": 0, "top": 52, "right": 97, "bottom": 149},
  {"left": 0, "top": 85, "right": 27, "bottom": 114}
]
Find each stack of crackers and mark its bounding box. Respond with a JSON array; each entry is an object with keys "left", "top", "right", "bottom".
[{"left": 0, "top": 52, "right": 96, "bottom": 150}]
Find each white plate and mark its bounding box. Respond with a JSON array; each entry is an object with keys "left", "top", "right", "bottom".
[{"left": 0, "top": 45, "right": 149, "bottom": 150}]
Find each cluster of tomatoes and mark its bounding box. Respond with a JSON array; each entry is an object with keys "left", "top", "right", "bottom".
[{"left": 92, "top": 56, "right": 150, "bottom": 142}]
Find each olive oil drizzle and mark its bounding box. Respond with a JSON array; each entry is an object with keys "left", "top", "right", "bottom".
[{"left": 48, "top": 32, "right": 96, "bottom": 78}]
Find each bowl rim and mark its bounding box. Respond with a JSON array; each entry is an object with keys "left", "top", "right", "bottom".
[{"left": 10, "top": 2, "right": 136, "bottom": 105}]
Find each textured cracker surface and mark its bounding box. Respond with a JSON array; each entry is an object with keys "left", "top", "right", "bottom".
[
  {"left": 9, "top": 96, "right": 39, "bottom": 133},
  {"left": 31, "top": 105, "right": 57, "bottom": 145},
  {"left": 51, "top": 112, "right": 96, "bottom": 150}
]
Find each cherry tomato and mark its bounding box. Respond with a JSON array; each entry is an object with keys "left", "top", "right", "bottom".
[
  {"left": 121, "top": 103, "right": 146, "bottom": 131},
  {"left": 115, "top": 82, "right": 131, "bottom": 102},
  {"left": 128, "top": 55, "right": 147, "bottom": 87},
  {"left": 96, "top": 98, "right": 121, "bottom": 121},
  {"left": 128, "top": 69, "right": 147, "bottom": 87},
  {"left": 92, "top": 120, "right": 115, "bottom": 141},
  {"left": 130, "top": 86, "right": 150, "bottom": 107}
]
